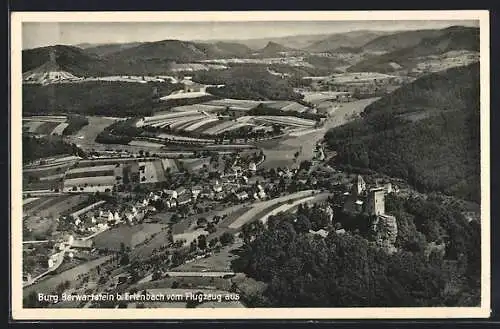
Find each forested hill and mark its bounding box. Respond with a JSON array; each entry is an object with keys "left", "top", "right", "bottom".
[{"left": 324, "top": 63, "right": 480, "bottom": 202}]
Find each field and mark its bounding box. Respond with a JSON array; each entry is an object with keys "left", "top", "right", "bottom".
[
  {"left": 176, "top": 158, "right": 210, "bottom": 173},
  {"left": 22, "top": 115, "right": 86, "bottom": 136},
  {"left": 173, "top": 229, "right": 209, "bottom": 247},
  {"left": 64, "top": 116, "right": 121, "bottom": 149},
  {"left": 130, "top": 229, "right": 172, "bottom": 260},
  {"left": 64, "top": 176, "right": 116, "bottom": 188},
  {"left": 23, "top": 255, "right": 114, "bottom": 298},
  {"left": 227, "top": 190, "right": 318, "bottom": 229},
  {"left": 93, "top": 223, "right": 167, "bottom": 251},
  {"left": 23, "top": 194, "right": 89, "bottom": 219},
  {"left": 128, "top": 140, "right": 165, "bottom": 148},
  {"left": 24, "top": 216, "right": 59, "bottom": 240},
  {"left": 160, "top": 158, "right": 179, "bottom": 173},
  {"left": 70, "top": 200, "right": 107, "bottom": 219},
  {"left": 139, "top": 160, "right": 167, "bottom": 184},
  {"left": 172, "top": 239, "right": 244, "bottom": 272}
]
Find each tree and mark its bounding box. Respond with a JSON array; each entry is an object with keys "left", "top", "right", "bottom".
[
  {"left": 209, "top": 237, "right": 219, "bottom": 249},
  {"left": 198, "top": 235, "right": 207, "bottom": 250},
  {"left": 294, "top": 215, "right": 312, "bottom": 233},
  {"left": 206, "top": 222, "right": 217, "bottom": 234},
  {"left": 120, "top": 253, "right": 130, "bottom": 266},
  {"left": 196, "top": 217, "right": 208, "bottom": 227},
  {"left": 219, "top": 232, "right": 234, "bottom": 246},
  {"left": 152, "top": 271, "right": 162, "bottom": 281}
]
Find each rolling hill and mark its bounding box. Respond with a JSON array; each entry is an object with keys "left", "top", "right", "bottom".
[
  {"left": 361, "top": 29, "right": 445, "bottom": 52},
  {"left": 22, "top": 45, "right": 110, "bottom": 77},
  {"left": 324, "top": 63, "right": 480, "bottom": 202},
  {"left": 306, "top": 30, "right": 391, "bottom": 52},
  {"left": 257, "top": 41, "right": 297, "bottom": 56},
  {"left": 105, "top": 39, "right": 253, "bottom": 62},
  {"left": 348, "top": 26, "right": 479, "bottom": 73}
]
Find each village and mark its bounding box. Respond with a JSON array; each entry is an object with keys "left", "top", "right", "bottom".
[{"left": 22, "top": 131, "right": 413, "bottom": 310}]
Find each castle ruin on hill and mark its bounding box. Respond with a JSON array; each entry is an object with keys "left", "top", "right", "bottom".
[{"left": 343, "top": 175, "right": 398, "bottom": 253}]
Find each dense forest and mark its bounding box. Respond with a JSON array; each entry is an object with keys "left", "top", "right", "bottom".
[
  {"left": 194, "top": 66, "right": 303, "bottom": 101},
  {"left": 233, "top": 194, "right": 480, "bottom": 307},
  {"left": 22, "top": 81, "right": 183, "bottom": 117},
  {"left": 62, "top": 115, "right": 89, "bottom": 135},
  {"left": 23, "top": 135, "right": 85, "bottom": 163},
  {"left": 324, "top": 64, "right": 480, "bottom": 202}
]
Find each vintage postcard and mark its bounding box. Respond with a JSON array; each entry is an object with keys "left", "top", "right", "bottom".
[{"left": 10, "top": 10, "right": 490, "bottom": 320}]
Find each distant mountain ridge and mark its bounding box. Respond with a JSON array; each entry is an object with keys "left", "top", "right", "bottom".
[
  {"left": 22, "top": 25, "right": 479, "bottom": 77},
  {"left": 306, "top": 30, "right": 392, "bottom": 52},
  {"left": 348, "top": 26, "right": 479, "bottom": 72}
]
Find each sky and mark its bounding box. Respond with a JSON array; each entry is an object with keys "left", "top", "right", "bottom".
[{"left": 22, "top": 20, "right": 479, "bottom": 50}]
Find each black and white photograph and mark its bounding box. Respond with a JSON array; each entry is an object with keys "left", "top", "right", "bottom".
[{"left": 10, "top": 11, "right": 490, "bottom": 320}]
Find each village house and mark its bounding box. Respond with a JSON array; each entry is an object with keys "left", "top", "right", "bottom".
[{"left": 235, "top": 191, "right": 249, "bottom": 201}]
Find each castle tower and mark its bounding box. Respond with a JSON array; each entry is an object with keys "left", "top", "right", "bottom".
[
  {"left": 366, "top": 187, "right": 385, "bottom": 216},
  {"left": 351, "top": 175, "right": 366, "bottom": 196}
]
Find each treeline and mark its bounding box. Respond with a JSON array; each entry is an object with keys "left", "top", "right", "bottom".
[
  {"left": 95, "top": 119, "right": 144, "bottom": 145},
  {"left": 248, "top": 104, "right": 325, "bottom": 122},
  {"left": 22, "top": 81, "right": 183, "bottom": 117},
  {"left": 233, "top": 197, "right": 480, "bottom": 307},
  {"left": 23, "top": 135, "right": 85, "bottom": 163},
  {"left": 324, "top": 64, "right": 480, "bottom": 202},
  {"left": 193, "top": 66, "right": 303, "bottom": 101}
]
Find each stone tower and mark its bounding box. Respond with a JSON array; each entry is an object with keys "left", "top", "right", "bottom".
[
  {"left": 366, "top": 187, "right": 385, "bottom": 216},
  {"left": 355, "top": 175, "right": 366, "bottom": 196}
]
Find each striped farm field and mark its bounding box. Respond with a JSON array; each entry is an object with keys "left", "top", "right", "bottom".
[
  {"left": 253, "top": 116, "right": 316, "bottom": 127},
  {"left": 214, "top": 122, "right": 254, "bottom": 134},
  {"left": 23, "top": 194, "right": 88, "bottom": 218},
  {"left": 66, "top": 164, "right": 116, "bottom": 175},
  {"left": 168, "top": 115, "right": 206, "bottom": 130},
  {"left": 24, "top": 115, "right": 67, "bottom": 123},
  {"left": 192, "top": 119, "right": 225, "bottom": 134},
  {"left": 38, "top": 173, "right": 65, "bottom": 181},
  {"left": 152, "top": 160, "right": 166, "bottom": 182},
  {"left": 168, "top": 104, "right": 224, "bottom": 113},
  {"left": 128, "top": 140, "right": 165, "bottom": 148},
  {"left": 74, "top": 158, "right": 138, "bottom": 168},
  {"left": 24, "top": 164, "right": 72, "bottom": 179},
  {"left": 184, "top": 117, "right": 220, "bottom": 132},
  {"left": 202, "top": 121, "right": 237, "bottom": 135},
  {"left": 139, "top": 111, "right": 201, "bottom": 127},
  {"left": 173, "top": 117, "right": 209, "bottom": 131},
  {"left": 24, "top": 196, "right": 60, "bottom": 215},
  {"left": 64, "top": 176, "right": 116, "bottom": 187},
  {"left": 36, "top": 194, "right": 89, "bottom": 218},
  {"left": 50, "top": 123, "right": 69, "bottom": 135},
  {"left": 24, "top": 155, "right": 80, "bottom": 170},
  {"left": 157, "top": 133, "right": 214, "bottom": 143}
]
